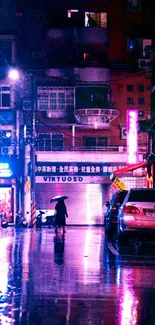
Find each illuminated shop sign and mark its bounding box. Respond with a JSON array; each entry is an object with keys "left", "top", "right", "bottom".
[
  {"left": 0, "top": 163, "right": 12, "bottom": 177},
  {"left": 0, "top": 158, "right": 20, "bottom": 178},
  {"left": 38, "top": 176, "right": 84, "bottom": 183},
  {"left": 127, "top": 109, "right": 138, "bottom": 164},
  {"left": 35, "top": 162, "right": 127, "bottom": 176},
  {"left": 36, "top": 176, "right": 111, "bottom": 184}
]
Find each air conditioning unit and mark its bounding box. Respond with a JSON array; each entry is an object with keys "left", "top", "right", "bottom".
[
  {"left": 23, "top": 100, "right": 32, "bottom": 111},
  {"left": 138, "top": 59, "right": 151, "bottom": 69},
  {"left": 121, "top": 127, "right": 127, "bottom": 140},
  {"left": 1, "top": 147, "right": 13, "bottom": 155}
]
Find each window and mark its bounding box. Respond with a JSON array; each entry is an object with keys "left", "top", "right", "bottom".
[
  {"left": 127, "top": 97, "right": 134, "bottom": 104},
  {"left": 98, "top": 137, "right": 108, "bottom": 146},
  {"left": 38, "top": 87, "right": 74, "bottom": 111},
  {"left": 127, "top": 38, "right": 143, "bottom": 56},
  {"left": 58, "top": 93, "right": 65, "bottom": 110},
  {"left": 38, "top": 93, "right": 48, "bottom": 110},
  {"left": 76, "top": 87, "right": 108, "bottom": 109},
  {"left": 85, "top": 12, "right": 107, "bottom": 27},
  {"left": 37, "top": 134, "right": 51, "bottom": 151},
  {"left": 50, "top": 93, "right": 57, "bottom": 110},
  {"left": 0, "top": 86, "right": 10, "bottom": 108},
  {"left": 84, "top": 136, "right": 108, "bottom": 148},
  {"left": 127, "top": 85, "right": 133, "bottom": 92},
  {"left": 52, "top": 134, "right": 64, "bottom": 151},
  {"left": 138, "top": 97, "right": 145, "bottom": 105},
  {"left": 138, "top": 85, "right": 144, "bottom": 92},
  {"left": 68, "top": 9, "right": 78, "bottom": 18},
  {"left": 36, "top": 133, "right": 64, "bottom": 151},
  {"left": 127, "top": 0, "right": 141, "bottom": 11}
]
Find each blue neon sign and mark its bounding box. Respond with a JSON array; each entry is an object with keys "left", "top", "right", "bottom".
[
  {"left": 0, "top": 158, "right": 20, "bottom": 178},
  {"left": 0, "top": 162, "right": 12, "bottom": 177}
]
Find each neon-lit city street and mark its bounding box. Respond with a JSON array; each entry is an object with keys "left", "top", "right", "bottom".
[{"left": 0, "top": 226, "right": 155, "bottom": 324}]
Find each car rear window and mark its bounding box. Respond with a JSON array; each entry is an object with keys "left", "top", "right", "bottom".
[{"left": 128, "top": 190, "right": 155, "bottom": 202}]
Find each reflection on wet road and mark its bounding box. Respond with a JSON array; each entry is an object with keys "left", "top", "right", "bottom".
[{"left": 0, "top": 227, "right": 155, "bottom": 324}]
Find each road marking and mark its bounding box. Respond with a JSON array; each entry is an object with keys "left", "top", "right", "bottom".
[{"left": 108, "top": 242, "right": 120, "bottom": 256}]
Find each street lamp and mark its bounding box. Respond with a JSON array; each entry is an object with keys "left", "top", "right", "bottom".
[{"left": 8, "top": 68, "right": 20, "bottom": 81}]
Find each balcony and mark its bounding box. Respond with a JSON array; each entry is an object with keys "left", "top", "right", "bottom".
[
  {"left": 35, "top": 140, "right": 147, "bottom": 165},
  {"left": 45, "top": 26, "right": 108, "bottom": 48},
  {"left": 35, "top": 143, "right": 128, "bottom": 163},
  {"left": 36, "top": 142, "right": 125, "bottom": 152},
  {"left": 75, "top": 108, "right": 119, "bottom": 127}
]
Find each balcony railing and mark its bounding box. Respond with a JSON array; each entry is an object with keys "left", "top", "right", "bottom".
[
  {"left": 75, "top": 108, "right": 119, "bottom": 125},
  {"left": 35, "top": 143, "right": 148, "bottom": 154},
  {"left": 35, "top": 144, "right": 124, "bottom": 152}
]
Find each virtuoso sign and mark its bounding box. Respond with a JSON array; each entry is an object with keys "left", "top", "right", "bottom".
[{"left": 127, "top": 109, "right": 138, "bottom": 164}]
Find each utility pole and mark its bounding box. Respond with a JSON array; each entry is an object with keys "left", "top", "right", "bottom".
[{"left": 30, "top": 74, "right": 36, "bottom": 226}]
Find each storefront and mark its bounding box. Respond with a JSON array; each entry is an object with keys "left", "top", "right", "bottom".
[
  {"left": 0, "top": 158, "right": 20, "bottom": 224},
  {"left": 35, "top": 161, "right": 127, "bottom": 225}
]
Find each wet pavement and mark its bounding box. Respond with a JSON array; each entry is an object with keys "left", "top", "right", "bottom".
[{"left": 0, "top": 227, "right": 155, "bottom": 324}]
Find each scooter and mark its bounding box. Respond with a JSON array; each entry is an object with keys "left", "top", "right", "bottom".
[
  {"left": 36, "top": 210, "right": 56, "bottom": 228},
  {"left": 16, "top": 213, "right": 28, "bottom": 228},
  {"left": 1, "top": 218, "right": 8, "bottom": 228},
  {"left": 36, "top": 210, "right": 45, "bottom": 228},
  {"left": 0, "top": 211, "right": 8, "bottom": 228}
]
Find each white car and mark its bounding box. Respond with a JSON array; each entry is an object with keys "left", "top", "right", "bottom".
[{"left": 117, "top": 188, "right": 155, "bottom": 240}]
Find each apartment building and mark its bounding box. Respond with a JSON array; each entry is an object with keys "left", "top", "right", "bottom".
[{"left": 5, "top": 0, "right": 154, "bottom": 224}]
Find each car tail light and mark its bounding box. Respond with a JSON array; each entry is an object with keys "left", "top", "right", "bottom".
[{"left": 123, "top": 205, "right": 140, "bottom": 214}]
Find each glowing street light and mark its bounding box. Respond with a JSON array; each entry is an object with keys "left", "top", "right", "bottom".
[
  {"left": 6, "top": 131, "right": 11, "bottom": 138},
  {"left": 8, "top": 68, "right": 20, "bottom": 81}
]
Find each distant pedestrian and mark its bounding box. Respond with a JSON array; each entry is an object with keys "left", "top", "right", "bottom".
[{"left": 55, "top": 199, "right": 68, "bottom": 234}]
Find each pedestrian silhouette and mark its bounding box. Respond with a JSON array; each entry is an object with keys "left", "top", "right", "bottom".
[{"left": 54, "top": 199, "right": 68, "bottom": 234}]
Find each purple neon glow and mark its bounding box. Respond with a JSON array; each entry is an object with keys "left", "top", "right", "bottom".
[{"left": 127, "top": 109, "right": 138, "bottom": 164}]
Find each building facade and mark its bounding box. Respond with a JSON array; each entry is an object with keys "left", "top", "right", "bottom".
[
  {"left": 0, "top": 0, "right": 153, "bottom": 224},
  {"left": 20, "top": 0, "right": 152, "bottom": 225}
]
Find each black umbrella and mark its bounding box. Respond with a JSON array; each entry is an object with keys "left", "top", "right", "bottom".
[{"left": 50, "top": 195, "right": 68, "bottom": 203}]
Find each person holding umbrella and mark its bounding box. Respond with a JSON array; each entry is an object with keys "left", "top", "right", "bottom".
[{"left": 51, "top": 196, "right": 68, "bottom": 234}]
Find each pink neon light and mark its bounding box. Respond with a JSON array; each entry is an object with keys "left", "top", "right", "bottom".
[{"left": 127, "top": 109, "right": 138, "bottom": 164}]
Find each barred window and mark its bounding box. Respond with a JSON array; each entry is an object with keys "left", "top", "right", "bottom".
[
  {"left": 50, "top": 93, "right": 57, "bottom": 110},
  {"left": 58, "top": 93, "right": 65, "bottom": 110},
  {"left": 0, "top": 86, "right": 10, "bottom": 108},
  {"left": 37, "top": 87, "right": 74, "bottom": 111}
]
